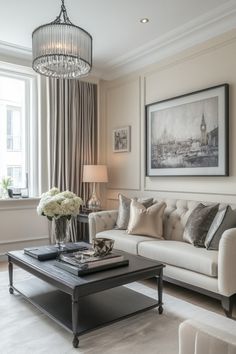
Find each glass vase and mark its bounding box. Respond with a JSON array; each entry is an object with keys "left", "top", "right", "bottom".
[
  {"left": 53, "top": 216, "right": 69, "bottom": 250},
  {"left": 1, "top": 188, "right": 9, "bottom": 199}
]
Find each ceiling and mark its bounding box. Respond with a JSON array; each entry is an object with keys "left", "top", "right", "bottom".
[{"left": 0, "top": 0, "right": 236, "bottom": 79}]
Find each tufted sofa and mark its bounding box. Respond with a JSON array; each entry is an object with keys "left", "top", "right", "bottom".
[{"left": 88, "top": 198, "right": 236, "bottom": 316}]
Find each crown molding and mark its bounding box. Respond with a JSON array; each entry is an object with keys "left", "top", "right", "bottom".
[
  {"left": 0, "top": 40, "right": 31, "bottom": 58},
  {"left": 101, "top": 0, "right": 236, "bottom": 80}
]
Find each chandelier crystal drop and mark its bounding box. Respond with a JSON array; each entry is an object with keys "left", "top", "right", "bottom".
[{"left": 32, "top": 0, "right": 92, "bottom": 79}]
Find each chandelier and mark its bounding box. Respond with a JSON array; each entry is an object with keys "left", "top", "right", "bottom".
[{"left": 32, "top": 0, "right": 92, "bottom": 79}]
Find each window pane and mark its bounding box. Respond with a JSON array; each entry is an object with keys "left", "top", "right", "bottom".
[
  {"left": 6, "top": 108, "right": 21, "bottom": 151},
  {"left": 0, "top": 76, "right": 26, "bottom": 190},
  {"left": 7, "top": 166, "right": 22, "bottom": 188},
  {"left": 7, "top": 110, "right": 12, "bottom": 135}
]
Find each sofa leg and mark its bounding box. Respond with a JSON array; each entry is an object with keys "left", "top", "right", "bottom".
[{"left": 221, "top": 295, "right": 234, "bottom": 318}]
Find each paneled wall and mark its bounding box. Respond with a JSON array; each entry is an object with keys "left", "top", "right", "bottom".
[
  {"left": 106, "top": 78, "right": 141, "bottom": 191},
  {"left": 0, "top": 199, "right": 49, "bottom": 257},
  {"left": 101, "top": 30, "right": 236, "bottom": 209}
]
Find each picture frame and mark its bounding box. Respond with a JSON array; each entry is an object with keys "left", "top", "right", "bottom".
[
  {"left": 146, "top": 84, "right": 229, "bottom": 177},
  {"left": 113, "top": 126, "right": 131, "bottom": 153}
]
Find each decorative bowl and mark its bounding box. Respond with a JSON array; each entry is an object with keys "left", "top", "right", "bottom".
[{"left": 92, "top": 238, "right": 114, "bottom": 257}]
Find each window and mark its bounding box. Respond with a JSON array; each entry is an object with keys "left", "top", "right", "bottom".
[
  {"left": 7, "top": 166, "right": 22, "bottom": 188},
  {"left": 7, "top": 107, "right": 22, "bottom": 151},
  {"left": 0, "top": 65, "right": 38, "bottom": 197}
]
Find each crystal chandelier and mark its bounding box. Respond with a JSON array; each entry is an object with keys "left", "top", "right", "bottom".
[{"left": 32, "top": 0, "right": 92, "bottom": 79}]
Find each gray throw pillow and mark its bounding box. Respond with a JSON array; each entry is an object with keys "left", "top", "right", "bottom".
[
  {"left": 205, "top": 206, "right": 236, "bottom": 250},
  {"left": 115, "top": 194, "right": 153, "bottom": 230},
  {"left": 183, "top": 203, "right": 219, "bottom": 247}
]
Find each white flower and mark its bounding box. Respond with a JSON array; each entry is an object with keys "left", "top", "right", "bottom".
[
  {"left": 37, "top": 187, "right": 83, "bottom": 220},
  {"left": 47, "top": 187, "right": 60, "bottom": 196},
  {"left": 60, "top": 191, "right": 76, "bottom": 199}
]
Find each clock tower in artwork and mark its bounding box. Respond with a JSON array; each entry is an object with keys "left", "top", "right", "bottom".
[{"left": 200, "top": 113, "right": 207, "bottom": 146}]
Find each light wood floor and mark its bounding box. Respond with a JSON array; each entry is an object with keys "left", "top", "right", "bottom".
[
  {"left": 0, "top": 262, "right": 8, "bottom": 272},
  {"left": 1, "top": 261, "right": 229, "bottom": 317},
  {"left": 142, "top": 278, "right": 225, "bottom": 316}
]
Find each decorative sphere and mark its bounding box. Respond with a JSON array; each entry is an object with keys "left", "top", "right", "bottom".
[{"left": 92, "top": 238, "right": 114, "bottom": 257}]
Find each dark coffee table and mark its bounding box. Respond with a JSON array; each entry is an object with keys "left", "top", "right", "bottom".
[{"left": 7, "top": 249, "right": 164, "bottom": 348}]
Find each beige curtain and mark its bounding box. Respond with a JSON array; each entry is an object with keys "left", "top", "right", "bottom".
[{"left": 47, "top": 79, "right": 97, "bottom": 242}]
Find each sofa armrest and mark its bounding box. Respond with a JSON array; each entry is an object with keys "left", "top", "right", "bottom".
[
  {"left": 88, "top": 210, "right": 118, "bottom": 243},
  {"left": 179, "top": 319, "right": 236, "bottom": 354},
  {"left": 218, "top": 228, "right": 236, "bottom": 296}
]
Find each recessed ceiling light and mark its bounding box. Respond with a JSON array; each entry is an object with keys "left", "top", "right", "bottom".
[{"left": 140, "top": 18, "right": 149, "bottom": 24}]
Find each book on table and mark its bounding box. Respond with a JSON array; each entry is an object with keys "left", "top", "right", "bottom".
[
  {"left": 55, "top": 251, "right": 129, "bottom": 275},
  {"left": 24, "top": 242, "right": 90, "bottom": 261}
]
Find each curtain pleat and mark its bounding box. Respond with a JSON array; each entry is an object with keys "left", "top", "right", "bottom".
[{"left": 47, "top": 79, "right": 97, "bottom": 242}]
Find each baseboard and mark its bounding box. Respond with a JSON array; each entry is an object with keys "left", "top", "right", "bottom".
[{"left": 0, "top": 236, "right": 50, "bottom": 256}]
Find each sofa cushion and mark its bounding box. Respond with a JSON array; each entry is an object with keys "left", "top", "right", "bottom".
[
  {"left": 115, "top": 194, "right": 153, "bottom": 230},
  {"left": 96, "top": 229, "right": 154, "bottom": 255},
  {"left": 115, "top": 194, "right": 134, "bottom": 230},
  {"left": 138, "top": 240, "right": 218, "bottom": 277},
  {"left": 205, "top": 206, "right": 236, "bottom": 250},
  {"left": 183, "top": 203, "right": 219, "bottom": 247},
  {"left": 127, "top": 200, "right": 166, "bottom": 238},
  {"left": 160, "top": 199, "right": 236, "bottom": 242}
]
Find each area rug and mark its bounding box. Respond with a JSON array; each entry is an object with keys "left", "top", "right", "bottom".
[{"left": 0, "top": 269, "right": 235, "bottom": 354}]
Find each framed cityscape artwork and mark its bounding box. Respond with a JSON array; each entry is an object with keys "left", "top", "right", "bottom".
[
  {"left": 146, "top": 84, "right": 229, "bottom": 176},
  {"left": 113, "top": 126, "right": 131, "bottom": 152}
]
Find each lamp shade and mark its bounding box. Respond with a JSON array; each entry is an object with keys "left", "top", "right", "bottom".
[{"left": 83, "top": 165, "right": 108, "bottom": 183}]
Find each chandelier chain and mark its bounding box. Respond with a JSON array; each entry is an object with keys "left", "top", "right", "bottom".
[{"left": 53, "top": 0, "right": 72, "bottom": 25}]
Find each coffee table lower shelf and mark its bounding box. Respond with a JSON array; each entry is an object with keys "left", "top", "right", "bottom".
[{"left": 11, "top": 277, "right": 159, "bottom": 345}]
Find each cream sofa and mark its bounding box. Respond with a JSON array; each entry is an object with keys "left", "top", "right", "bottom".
[
  {"left": 179, "top": 319, "right": 236, "bottom": 354},
  {"left": 89, "top": 198, "right": 236, "bottom": 316}
]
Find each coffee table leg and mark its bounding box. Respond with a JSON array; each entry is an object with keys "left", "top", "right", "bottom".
[
  {"left": 72, "top": 297, "right": 79, "bottom": 348},
  {"left": 8, "top": 259, "right": 14, "bottom": 294},
  {"left": 156, "top": 268, "right": 163, "bottom": 314}
]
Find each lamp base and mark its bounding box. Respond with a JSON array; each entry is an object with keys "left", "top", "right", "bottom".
[{"left": 87, "top": 192, "right": 101, "bottom": 210}]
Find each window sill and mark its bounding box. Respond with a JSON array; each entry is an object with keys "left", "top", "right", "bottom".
[{"left": 0, "top": 197, "right": 40, "bottom": 211}]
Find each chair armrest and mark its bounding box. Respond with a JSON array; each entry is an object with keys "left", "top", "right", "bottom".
[
  {"left": 88, "top": 210, "right": 118, "bottom": 243},
  {"left": 218, "top": 228, "right": 236, "bottom": 296}
]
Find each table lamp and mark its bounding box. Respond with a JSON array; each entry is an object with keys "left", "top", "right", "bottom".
[{"left": 83, "top": 165, "right": 108, "bottom": 210}]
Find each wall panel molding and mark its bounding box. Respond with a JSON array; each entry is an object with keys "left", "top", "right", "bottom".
[
  {"left": 102, "top": 32, "right": 236, "bottom": 206},
  {"left": 0, "top": 235, "right": 48, "bottom": 245},
  {"left": 106, "top": 77, "right": 141, "bottom": 191}
]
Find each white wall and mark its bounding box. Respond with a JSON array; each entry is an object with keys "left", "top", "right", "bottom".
[
  {"left": 101, "top": 29, "right": 236, "bottom": 209},
  {"left": 0, "top": 198, "right": 49, "bottom": 257}
]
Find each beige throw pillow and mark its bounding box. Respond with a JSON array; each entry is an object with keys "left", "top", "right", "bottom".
[
  {"left": 115, "top": 194, "right": 153, "bottom": 230},
  {"left": 127, "top": 200, "right": 167, "bottom": 238}
]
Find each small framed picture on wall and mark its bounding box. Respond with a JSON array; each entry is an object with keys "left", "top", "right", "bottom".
[{"left": 113, "top": 126, "right": 131, "bottom": 152}]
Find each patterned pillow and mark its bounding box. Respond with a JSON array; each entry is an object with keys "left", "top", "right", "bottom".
[
  {"left": 183, "top": 203, "right": 219, "bottom": 247},
  {"left": 127, "top": 200, "right": 167, "bottom": 238},
  {"left": 115, "top": 194, "right": 153, "bottom": 230},
  {"left": 205, "top": 206, "right": 236, "bottom": 250}
]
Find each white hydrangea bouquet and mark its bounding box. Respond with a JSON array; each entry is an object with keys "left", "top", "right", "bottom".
[
  {"left": 37, "top": 187, "right": 83, "bottom": 221},
  {"left": 37, "top": 188, "right": 83, "bottom": 247}
]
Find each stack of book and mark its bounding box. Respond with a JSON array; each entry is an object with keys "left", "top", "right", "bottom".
[
  {"left": 24, "top": 242, "right": 90, "bottom": 261},
  {"left": 55, "top": 250, "right": 129, "bottom": 275}
]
